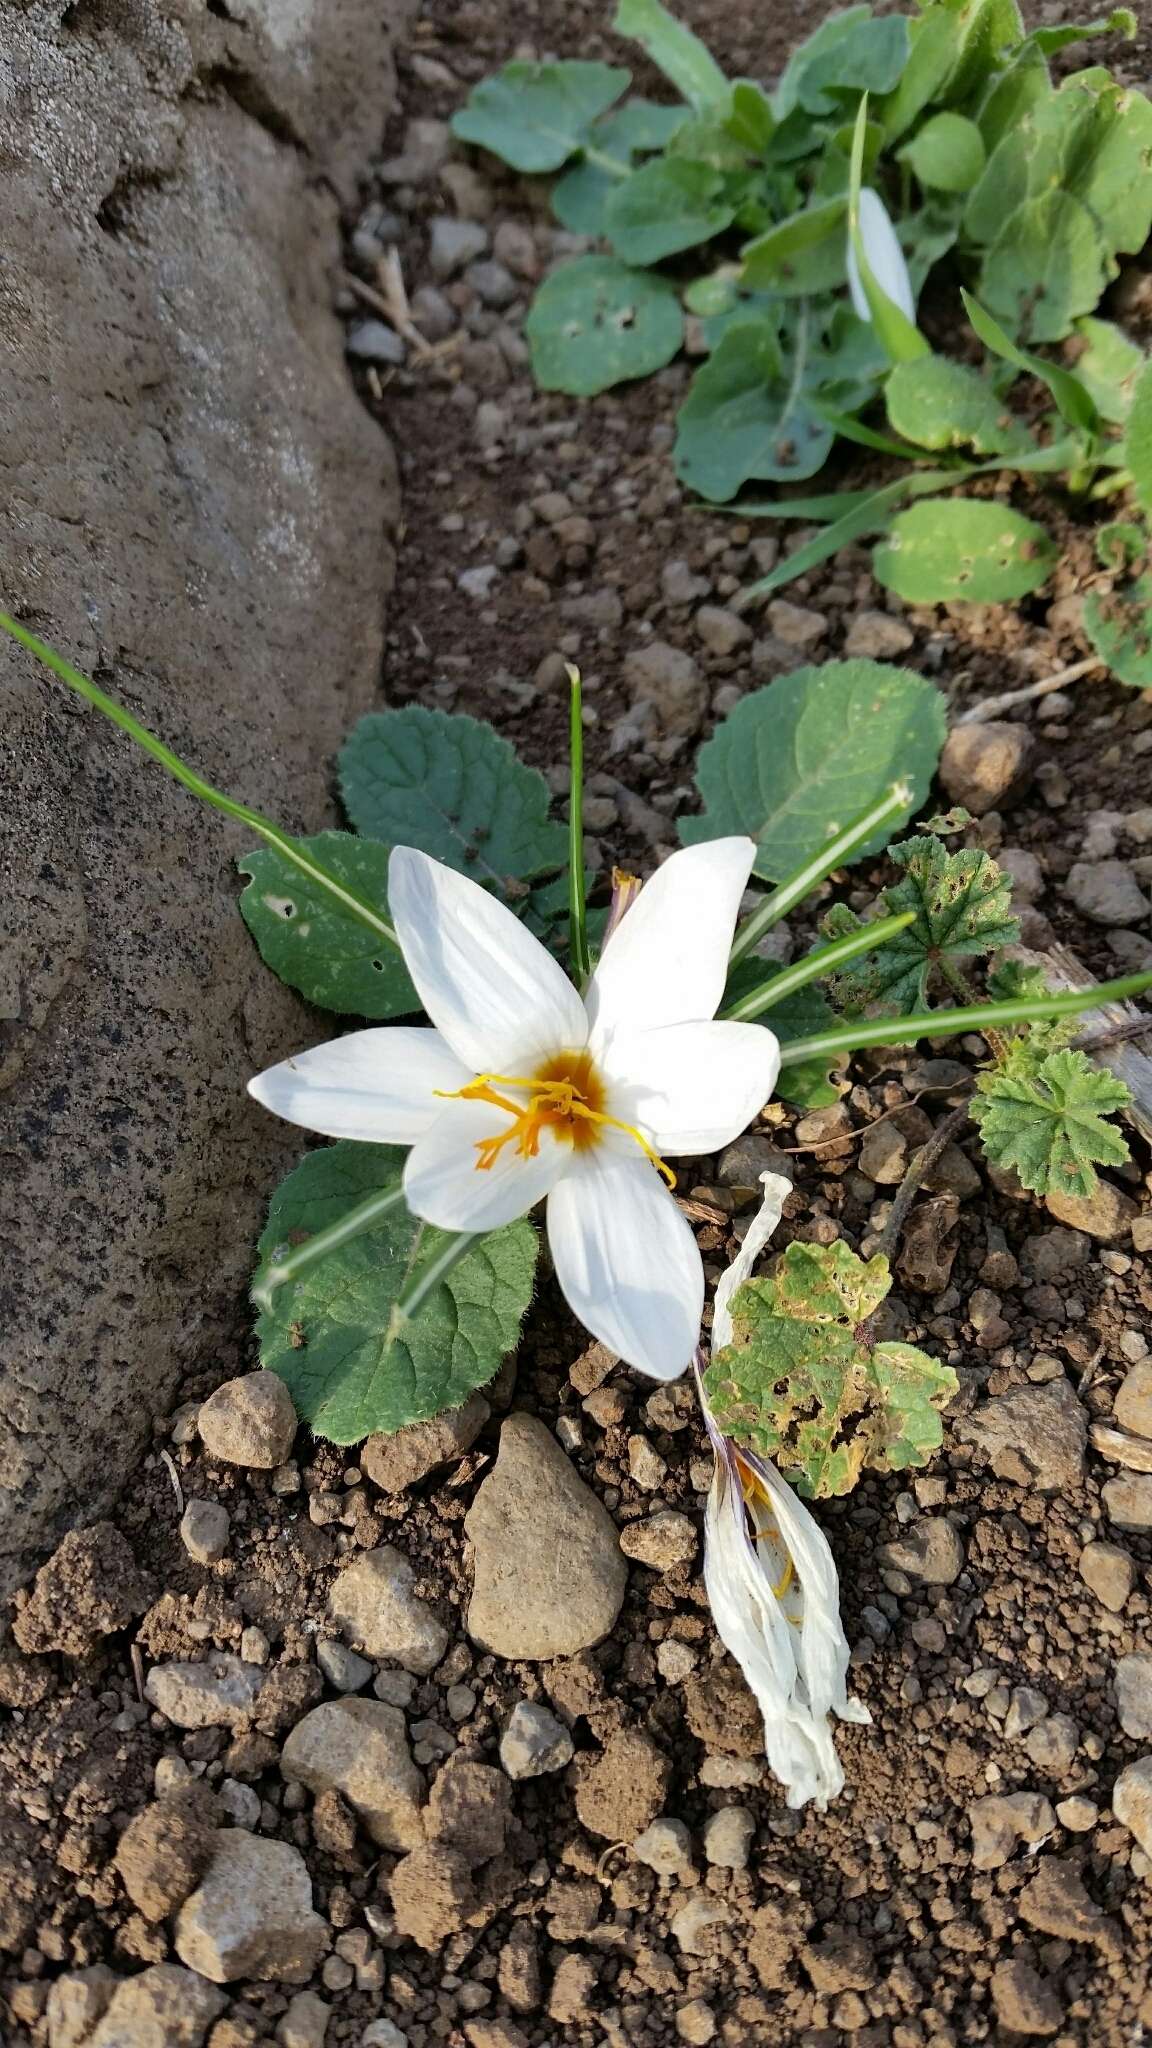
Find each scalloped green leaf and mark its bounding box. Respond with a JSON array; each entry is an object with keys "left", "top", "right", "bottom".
[
  {"left": 899, "top": 110, "right": 986, "bottom": 191},
  {"left": 450, "top": 60, "right": 631, "bottom": 172},
  {"left": 256, "top": 1144, "right": 538, "bottom": 1443},
  {"left": 872, "top": 498, "right": 1058, "bottom": 603},
  {"left": 822, "top": 836, "right": 1019, "bottom": 1013},
  {"left": 337, "top": 707, "right": 565, "bottom": 894},
  {"left": 605, "top": 158, "right": 734, "bottom": 264},
  {"left": 525, "top": 256, "right": 683, "bottom": 396},
  {"left": 681, "top": 660, "right": 946, "bottom": 883},
  {"left": 673, "top": 319, "right": 833, "bottom": 501},
  {"left": 970, "top": 1045, "right": 1131, "bottom": 1199},
  {"left": 775, "top": 8, "right": 910, "bottom": 120},
  {"left": 704, "top": 1239, "right": 957, "bottom": 1497},
  {"left": 238, "top": 833, "right": 418, "bottom": 1019},
  {"left": 885, "top": 356, "right": 1033, "bottom": 456}
]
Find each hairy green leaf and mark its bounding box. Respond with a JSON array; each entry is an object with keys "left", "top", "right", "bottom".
[
  {"left": 1073, "top": 316, "right": 1145, "bottom": 423},
  {"left": 899, "top": 110, "right": 986, "bottom": 191},
  {"left": 704, "top": 1239, "right": 958, "bottom": 1496},
  {"left": 822, "top": 836, "right": 1020, "bottom": 1013},
  {"left": 681, "top": 660, "right": 945, "bottom": 882},
  {"left": 970, "top": 1044, "right": 1131, "bottom": 1198},
  {"left": 885, "top": 356, "right": 1033, "bottom": 456},
  {"left": 612, "top": 0, "right": 728, "bottom": 109},
  {"left": 239, "top": 833, "right": 418, "bottom": 1019},
  {"left": 451, "top": 60, "right": 631, "bottom": 171},
  {"left": 338, "top": 706, "right": 565, "bottom": 893},
  {"left": 975, "top": 45, "right": 1051, "bottom": 156},
  {"left": 873, "top": 497, "right": 1058, "bottom": 603},
  {"left": 525, "top": 256, "right": 683, "bottom": 395},
  {"left": 673, "top": 319, "right": 833, "bottom": 501},
  {"left": 257, "top": 1144, "right": 538, "bottom": 1443},
  {"left": 606, "top": 157, "right": 734, "bottom": 264}
]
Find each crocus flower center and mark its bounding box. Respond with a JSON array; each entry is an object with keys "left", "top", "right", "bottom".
[
  {"left": 736, "top": 1449, "right": 796, "bottom": 1600},
  {"left": 439, "top": 1048, "right": 675, "bottom": 1184}
]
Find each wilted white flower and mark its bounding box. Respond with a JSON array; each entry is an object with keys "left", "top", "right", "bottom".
[
  {"left": 699, "top": 1173, "right": 869, "bottom": 1807},
  {"left": 249, "top": 839, "right": 780, "bottom": 1383},
  {"left": 847, "top": 187, "right": 916, "bottom": 325}
]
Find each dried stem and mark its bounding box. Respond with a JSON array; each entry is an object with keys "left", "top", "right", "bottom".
[{"left": 872, "top": 1100, "right": 974, "bottom": 1264}]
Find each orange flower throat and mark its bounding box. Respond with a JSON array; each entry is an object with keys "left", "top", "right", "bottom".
[{"left": 437, "top": 1048, "right": 674, "bottom": 1185}]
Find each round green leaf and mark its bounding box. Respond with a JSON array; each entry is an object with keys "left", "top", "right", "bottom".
[
  {"left": 681, "top": 659, "right": 946, "bottom": 882},
  {"left": 451, "top": 61, "right": 631, "bottom": 172},
  {"left": 673, "top": 320, "right": 833, "bottom": 503},
  {"left": 526, "top": 256, "right": 683, "bottom": 396},
  {"left": 338, "top": 706, "right": 566, "bottom": 892},
  {"left": 238, "top": 832, "right": 418, "bottom": 1019},
  {"left": 873, "top": 497, "right": 1058, "bottom": 603},
  {"left": 899, "top": 111, "right": 986, "bottom": 192},
  {"left": 885, "top": 356, "right": 1033, "bottom": 456},
  {"left": 605, "top": 158, "right": 734, "bottom": 265},
  {"left": 257, "top": 1144, "right": 538, "bottom": 1444}
]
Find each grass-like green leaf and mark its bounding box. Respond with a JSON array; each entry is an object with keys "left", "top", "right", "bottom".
[
  {"left": 256, "top": 1144, "right": 538, "bottom": 1443},
  {"left": 822, "top": 836, "right": 1019, "bottom": 1013},
  {"left": 525, "top": 256, "right": 683, "bottom": 396},
  {"left": 704, "top": 1239, "right": 958, "bottom": 1496},
  {"left": 338, "top": 706, "right": 565, "bottom": 894},
  {"left": 681, "top": 659, "right": 946, "bottom": 883},
  {"left": 238, "top": 833, "right": 418, "bottom": 1018},
  {"left": 450, "top": 60, "right": 631, "bottom": 171},
  {"left": 970, "top": 1045, "right": 1131, "bottom": 1199},
  {"left": 605, "top": 157, "right": 734, "bottom": 264},
  {"left": 873, "top": 497, "right": 1058, "bottom": 603}
]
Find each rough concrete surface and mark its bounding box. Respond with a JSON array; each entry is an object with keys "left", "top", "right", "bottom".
[{"left": 0, "top": 0, "right": 411, "bottom": 1593}]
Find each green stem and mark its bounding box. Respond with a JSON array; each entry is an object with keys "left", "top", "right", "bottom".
[
  {"left": 722, "top": 910, "right": 915, "bottom": 1022},
  {"left": 778, "top": 971, "right": 1152, "bottom": 1067},
  {"left": 567, "top": 664, "right": 591, "bottom": 986},
  {"left": 582, "top": 144, "right": 632, "bottom": 177},
  {"left": 1089, "top": 467, "right": 1133, "bottom": 500},
  {"left": 388, "top": 1229, "right": 478, "bottom": 1338},
  {"left": 0, "top": 609, "right": 402, "bottom": 952},
  {"left": 729, "top": 782, "right": 912, "bottom": 965},
  {"left": 252, "top": 1183, "right": 408, "bottom": 1312}
]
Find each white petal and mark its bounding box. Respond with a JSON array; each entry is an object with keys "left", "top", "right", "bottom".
[
  {"left": 546, "top": 1150, "right": 702, "bottom": 1380},
  {"left": 248, "top": 1028, "right": 469, "bottom": 1145},
  {"left": 712, "top": 1168, "right": 793, "bottom": 1349},
  {"left": 586, "top": 837, "right": 757, "bottom": 1045},
  {"left": 388, "top": 846, "right": 588, "bottom": 1074},
  {"left": 847, "top": 188, "right": 916, "bottom": 324},
  {"left": 404, "top": 1096, "right": 569, "bottom": 1231},
  {"left": 601, "top": 1020, "right": 781, "bottom": 1155}
]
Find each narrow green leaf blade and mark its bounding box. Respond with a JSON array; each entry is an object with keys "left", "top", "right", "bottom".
[
  {"left": 257, "top": 1144, "right": 538, "bottom": 1443},
  {"left": 612, "top": 0, "right": 728, "bottom": 110},
  {"left": 962, "top": 289, "right": 1098, "bottom": 434},
  {"left": 238, "top": 833, "right": 418, "bottom": 1018},
  {"left": 338, "top": 707, "right": 565, "bottom": 891}
]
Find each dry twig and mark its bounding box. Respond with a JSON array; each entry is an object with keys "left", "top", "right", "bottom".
[{"left": 956, "top": 654, "right": 1104, "bottom": 725}]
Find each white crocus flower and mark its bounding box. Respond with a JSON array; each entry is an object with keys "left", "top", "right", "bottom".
[
  {"left": 699, "top": 1173, "right": 870, "bottom": 1808},
  {"left": 249, "top": 839, "right": 780, "bottom": 1383},
  {"left": 846, "top": 187, "right": 916, "bottom": 325}
]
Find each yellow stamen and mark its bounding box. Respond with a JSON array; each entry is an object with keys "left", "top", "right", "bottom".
[
  {"left": 737, "top": 1455, "right": 796, "bottom": 1601},
  {"left": 436, "top": 1060, "right": 675, "bottom": 1187}
]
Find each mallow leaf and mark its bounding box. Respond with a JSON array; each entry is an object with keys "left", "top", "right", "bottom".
[
  {"left": 239, "top": 833, "right": 418, "bottom": 1019},
  {"left": 257, "top": 1143, "right": 538, "bottom": 1443},
  {"left": 822, "top": 836, "right": 1019, "bottom": 1013},
  {"left": 681, "top": 660, "right": 945, "bottom": 882},
  {"left": 525, "top": 256, "right": 683, "bottom": 395},
  {"left": 338, "top": 706, "right": 565, "bottom": 893},
  {"left": 970, "top": 1045, "right": 1131, "bottom": 1199},
  {"left": 873, "top": 497, "right": 1058, "bottom": 603},
  {"left": 704, "top": 1239, "right": 958, "bottom": 1497},
  {"left": 450, "top": 60, "right": 631, "bottom": 172},
  {"left": 978, "top": 189, "right": 1108, "bottom": 343}
]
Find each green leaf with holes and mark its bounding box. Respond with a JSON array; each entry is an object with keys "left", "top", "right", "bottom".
[
  {"left": 525, "top": 256, "right": 683, "bottom": 396},
  {"left": 257, "top": 1144, "right": 538, "bottom": 1443},
  {"left": 899, "top": 110, "right": 986, "bottom": 190},
  {"left": 605, "top": 157, "right": 735, "bottom": 264},
  {"left": 450, "top": 60, "right": 631, "bottom": 172},
  {"left": 703, "top": 1240, "right": 957, "bottom": 1496},
  {"left": 681, "top": 660, "right": 946, "bottom": 882},
  {"left": 238, "top": 833, "right": 418, "bottom": 1019},
  {"left": 885, "top": 356, "right": 1034, "bottom": 456},
  {"left": 338, "top": 707, "right": 565, "bottom": 894},
  {"left": 673, "top": 319, "right": 834, "bottom": 502},
  {"left": 970, "top": 1045, "right": 1131, "bottom": 1200},
  {"left": 1084, "top": 527, "right": 1152, "bottom": 688},
  {"left": 821, "top": 836, "right": 1019, "bottom": 1013},
  {"left": 872, "top": 498, "right": 1057, "bottom": 603}
]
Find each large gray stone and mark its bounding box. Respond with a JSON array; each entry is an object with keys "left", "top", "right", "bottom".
[{"left": 0, "top": 0, "right": 410, "bottom": 1594}]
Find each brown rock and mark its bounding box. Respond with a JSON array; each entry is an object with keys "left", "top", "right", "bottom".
[
  {"left": 0, "top": 0, "right": 401, "bottom": 1598},
  {"left": 623, "top": 641, "right": 708, "bottom": 737},
  {"left": 1045, "top": 1181, "right": 1138, "bottom": 1242},
  {"left": 1113, "top": 1756, "right": 1152, "bottom": 1855},
  {"left": 0, "top": 1645, "right": 53, "bottom": 1708},
  {"left": 252, "top": 1660, "right": 324, "bottom": 1737},
  {"left": 1017, "top": 1858, "right": 1121, "bottom": 1953},
  {"left": 115, "top": 1791, "right": 218, "bottom": 1922},
  {"left": 44, "top": 1967, "right": 117, "bottom": 2048},
  {"left": 1115, "top": 1359, "right": 1152, "bottom": 1439},
  {"left": 328, "top": 1544, "right": 449, "bottom": 1673},
  {"left": 878, "top": 1516, "right": 965, "bottom": 1585},
  {"left": 197, "top": 1372, "right": 297, "bottom": 1469},
  {"left": 174, "top": 1832, "right": 327, "bottom": 1983},
  {"left": 897, "top": 1195, "right": 960, "bottom": 1293},
  {"left": 389, "top": 1842, "right": 477, "bottom": 1949},
  {"left": 86, "top": 1964, "right": 226, "bottom": 2047},
  {"left": 426, "top": 1754, "right": 511, "bottom": 1866},
  {"left": 684, "top": 1655, "right": 764, "bottom": 1758},
  {"left": 280, "top": 1698, "right": 424, "bottom": 1851},
  {"left": 1103, "top": 1473, "right": 1152, "bottom": 1530},
  {"left": 12, "top": 1522, "right": 150, "bottom": 1657},
  {"left": 1079, "top": 1539, "right": 1134, "bottom": 1612},
  {"left": 939, "top": 721, "right": 1033, "bottom": 815},
  {"left": 362, "top": 1393, "right": 490, "bottom": 1492},
  {"left": 465, "top": 1414, "right": 626, "bottom": 1659},
  {"left": 990, "top": 1959, "right": 1062, "bottom": 2036},
  {"left": 803, "top": 1933, "right": 876, "bottom": 1994},
  {"left": 746, "top": 1897, "right": 813, "bottom": 1990},
  {"left": 956, "top": 1378, "right": 1086, "bottom": 1491},
  {"left": 572, "top": 1726, "right": 670, "bottom": 1840},
  {"left": 968, "top": 1792, "right": 1056, "bottom": 1872},
  {"left": 498, "top": 1923, "right": 543, "bottom": 2014}
]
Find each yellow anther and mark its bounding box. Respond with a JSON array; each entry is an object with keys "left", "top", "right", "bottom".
[{"left": 435, "top": 1065, "right": 675, "bottom": 1186}]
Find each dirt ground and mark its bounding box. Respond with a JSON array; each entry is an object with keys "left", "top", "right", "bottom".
[{"left": 4, "top": 3, "right": 1152, "bottom": 2045}]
